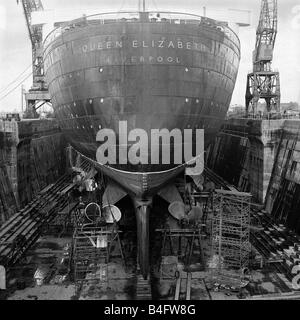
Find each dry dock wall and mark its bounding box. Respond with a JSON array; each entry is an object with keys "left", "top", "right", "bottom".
[
  {"left": 0, "top": 149, "right": 18, "bottom": 226},
  {"left": 17, "top": 120, "right": 66, "bottom": 207},
  {"left": 208, "top": 118, "right": 300, "bottom": 234},
  {"left": 0, "top": 121, "right": 19, "bottom": 225},
  {"left": 207, "top": 118, "right": 283, "bottom": 203},
  {"left": 0, "top": 119, "right": 66, "bottom": 225},
  {"left": 265, "top": 120, "right": 300, "bottom": 234}
]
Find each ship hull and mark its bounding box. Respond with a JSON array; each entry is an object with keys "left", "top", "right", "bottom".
[
  {"left": 44, "top": 12, "right": 240, "bottom": 278},
  {"left": 44, "top": 13, "right": 240, "bottom": 180}
]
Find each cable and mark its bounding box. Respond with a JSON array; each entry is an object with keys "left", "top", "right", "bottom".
[
  {"left": 0, "top": 58, "right": 45, "bottom": 101},
  {"left": 0, "top": 72, "right": 32, "bottom": 102},
  {"left": 151, "top": 0, "right": 159, "bottom": 12},
  {"left": 0, "top": 64, "right": 32, "bottom": 95},
  {"left": 118, "top": 0, "right": 127, "bottom": 12}
]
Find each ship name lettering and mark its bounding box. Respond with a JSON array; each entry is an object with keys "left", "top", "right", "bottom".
[
  {"left": 130, "top": 56, "right": 180, "bottom": 64},
  {"left": 90, "top": 43, "right": 96, "bottom": 51},
  {"left": 168, "top": 41, "right": 175, "bottom": 48},
  {"left": 158, "top": 40, "right": 165, "bottom": 48},
  {"left": 81, "top": 39, "right": 210, "bottom": 53}
]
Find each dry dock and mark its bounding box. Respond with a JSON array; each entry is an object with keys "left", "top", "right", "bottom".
[{"left": 1, "top": 117, "right": 300, "bottom": 300}]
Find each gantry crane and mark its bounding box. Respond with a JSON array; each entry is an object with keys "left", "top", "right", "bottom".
[
  {"left": 17, "top": 0, "right": 50, "bottom": 118},
  {"left": 245, "top": 0, "right": 281, "bottom": 118}
]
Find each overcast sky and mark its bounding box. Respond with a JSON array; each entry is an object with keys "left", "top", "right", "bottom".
[{"left": 0, "top": 0, "right": 299, "bottom": 112}]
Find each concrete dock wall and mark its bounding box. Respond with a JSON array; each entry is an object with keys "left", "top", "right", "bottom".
[
  {"left": 0, "top": 149, "right": 18, "bottom": 226},
  {"left": 208, "top": 118, "right": 300, "bottom": 234},
  {"left": 0, "top": 119, "right": 66, "bottom": 225},
  {"left": 17, "top": 132, "right": 66, "bottom": 206},
  {"left": 265, "top": 120, "right": 300, "bottom": 233},
  {"left": 207, "top": 118, "right": 283, "bottom": 203},
  {"left": 17, "top": 120, "right": 66, "bottom": 207},
  {"left": 0, "top": 121, "right": 19, "bottom": 225}
]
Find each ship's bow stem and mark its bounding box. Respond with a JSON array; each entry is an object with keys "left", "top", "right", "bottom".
[{"left": 133, "top": 197, "right": 152, "bottom": 280}]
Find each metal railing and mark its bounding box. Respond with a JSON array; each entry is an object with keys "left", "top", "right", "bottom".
[{"left": 43, "top": 11, "right": 240, "bottom": 50}]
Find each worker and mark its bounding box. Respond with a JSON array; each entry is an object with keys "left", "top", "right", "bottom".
[
  {"left": 191, "top": 174, "right": 204, "bottom": 192},
  {"left": 85, "top": 178, "right": 97, "bottom": 192},
  {"left": 72, "top": 172, "right": 83, "bottom": 185},
  {"left": 77, "top": 196, "right": 86, "bottom": 223},
  {"left": 187, "top": 205, "right": 203, "bottom": 226},
  {"left": 72, "top": 171, "right": 85, "bottom": 197},
  {"left": 204, "top": 180, "right": 215, "bottom": 192},
  {"left": 84, "top": 178, "right": 98, "bottom": 202}
]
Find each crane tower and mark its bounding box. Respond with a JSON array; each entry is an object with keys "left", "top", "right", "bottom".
[
  {"left": 18, "top": 0, "right": 50, "bottom": 118},
  {"left": 245, "top": 0, "right": 281, "bottom": 118}
]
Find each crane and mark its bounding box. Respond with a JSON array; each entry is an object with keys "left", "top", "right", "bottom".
[
  {"left": 17, "top": 0, "right": 50, "bottom": 118},
  {"left": 245, "top": 0, "right": 280, "bottom": 118}
]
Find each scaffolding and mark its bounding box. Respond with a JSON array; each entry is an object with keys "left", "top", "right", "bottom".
[
  {"left": 49, "top": 201, "right": 78, "bottom": 235},
  {"left": 73, "top": 223, "right": 125, "bottom": 295},
  {"left": 210, "top": 190, "right": 251, "bottom": 285},
  {"left": 157, "top": 227, "right": 205, "bottom": 279}
]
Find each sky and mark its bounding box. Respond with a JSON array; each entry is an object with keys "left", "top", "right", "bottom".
[{"left": 0, "top": 0, "right": 299, "bottom": 112}]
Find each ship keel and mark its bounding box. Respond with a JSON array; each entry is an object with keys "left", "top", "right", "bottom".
[{"left": 133, "top": 197, "right": 152, "bottom": 280}]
